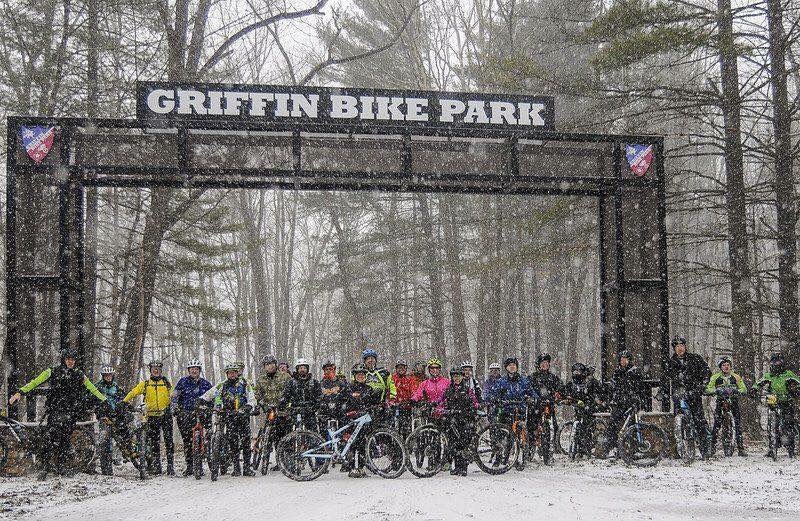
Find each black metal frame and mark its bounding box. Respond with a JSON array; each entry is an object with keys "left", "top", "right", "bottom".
[{"left": 5, "top": 114, "right": 670, "bottom": 409}]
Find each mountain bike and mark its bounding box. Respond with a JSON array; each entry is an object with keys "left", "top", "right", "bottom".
[
  {"left": 533, "top": 398, "right": 557, "bottom": 465},
  {"left": 672, "top": 386, "right": 701, "bottom": 464},
  {"left": 276, "top": 409, "right": 406, "bottom": 481},
  {"left": 616, "top": 401, "right": 667, "bottom": 467},
  {"left": 99, "top": 403, "right": 147, "bottom": 480},
  {"left": 190, "top": 405, "right": 211, "bottom": 479},
  {"left": 0, "top": 412, "right": 97, "bottom": 476},
  {"left": 560, "top": 399, "right": 595, "bottom": 460},
  {"left": 713, "top": 388, "right": 739, "bottom": 457},
  {"left": 760, "top": 392, "right": 794, "bottom": 460},
  {"left": 251, "top": 404, "right": 281, "bottom": 475},
  {"left": 208, "top": 408, "right": 229, "bottom": 481}
]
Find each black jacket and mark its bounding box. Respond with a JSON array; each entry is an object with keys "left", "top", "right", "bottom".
[
  {"left": 47, "top": 366, "right": 95, "bottom": 414},
  {"left": 563, "top": 378, "right": 605, "bottom": 414},
  {"left": 666, "top": 353, "right": 711, "bottom": 394},
  {"left": 442, "top": 382, "right": 478, "bottom": 419},
  {"left": 609, "top": 365, "right": 644, "bottom": 407},
  {"left": 338, "top": 381, "right": 381, "bottom": 414},
  {"left": 279, "top": 373, "right": 322, "bottom": 411},
  {"left": 529, "top": 370, "right": 564, "bottom": 401}
]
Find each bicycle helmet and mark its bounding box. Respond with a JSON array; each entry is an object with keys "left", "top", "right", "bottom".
[
  {"left": 427, "top": 357, "right": 443, "bottom": 368},
  {"left": 489, "top": 362, "right": 501, "bottom": 370},
  {"left": 224, "top": 362, "right": 240, "bottom": 373},
  {"left": 536, "top": 353, "right": 552, "bottom": 366},
  {"left": 351, "top": 363, "right": 368, "bottom": 375},
  {"left": 362, "top": 348, "right": 378, "bottom": 361},
  {"left": 450, "top": 367, "right": 465, "bottom": 377},
  {"left": 322, "top": 360, "right": 336, "bottom": 370},
  {"left": 769, "top": 353, "right": 785, "bottom": 368},
  {"left": 461, "top": 361, "right": 474, "bottom": 369},
  {"left": 295, "top": 358, "right": 310, "bottom": 370},
  {"left": 717, "top": 356, "right": 733, "bottom": 369},
  {"left": 504, "top": 357, "right": 519, "bottom": 368},
  {"left": 671, "top": 336, "right": 687, "bottom": 348},
  {"left": 148, "top": 360, "right": 164, "bottom": 369},
  {"left": 571, "top": 362, "right": 587, "bottom": 374},
  {"left": 261, "top": 354, "right": 277, "bottom": 365},
  {"left": 100, "top": 365, "right": 115, "bottom": 375},
  {"left": 395, "top": 360, "right": 408, "bottom": 368},
  {"left": 617, "top": 350, "right": 632, "bottom": 363},
  {"left": 186, "top": 359, "right": 202, "bottom": 370},
  {"left": 61, "top": 349, "right": 79, "bottom": 361}
]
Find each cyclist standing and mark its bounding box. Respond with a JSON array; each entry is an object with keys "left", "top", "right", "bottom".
[
  {"left": 666, "top": 336, "right": 712, "bottom": 458},
  {"left": 361, "top": 348, "right": 397, "bottom": 424},
  {"left": 599, "top": 351, "right": 643, "bottom": 459},
  {"left": 254, "top": 354, "right": 291, "bottom": 470},
  {"left": 337, "top": 363, "right": 381, "bottom": 478},
  {"left": 9, "top": 349, "right": 108, "bottom": 479},
  {"left": 199, "top": 363, "right": 257, "bottom": 476},
  {"left": 562, "top": 363, "right": 603, "bottom": 458},
  {"left": 279, "top": 358, "right": 322, "bottom": 432},
  {"left": 439, "top": 367, "right": 480, "bottom": 476},
  {"left": 122, "top": 360, "right": 174, "bottom": 475},
  {"left": 95, "top": 365, "right": 126, "bottom": 475},
  {"left": 705, "top": 356, "right": 747, "bottom": 457},
  {"left": 460, "top": 362, "right": 483, "bottom": 404},
  {"left": 320, "top": 361, "right": 348, "bottom": 429},
  {"left": 171, "top": 359, "right": 212, "bottom": 476},
  {"left": 391, "top": 360, "right": 422, "bottom": 440},
  {"left": 411, "top": 358, "right": 451, "bottom": 407},
  {"left": 750, "top": 353, "right": 800, "bottom": 458},
  {"left": 529, "top": 354, "right": 564, "bottom": 464}
]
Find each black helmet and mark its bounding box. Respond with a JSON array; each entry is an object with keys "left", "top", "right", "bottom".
[
  {"left": 617, "top": 350, "right": 632, "bottom": 363},
  {"left": 450, "top": 367, "right": 465, "bottom": 377},
  {"left": 351, "top": 363, "right": 368, "bottom": 375},
  {"left": 504, "top": 357, "right": 519, "bottom": 369},
  {"left": 395, "top": 360, "right": 408, "bottom": 368},
  {"left": 717, "top": 356, "right": 733, "bottom": 369},
  {"left": 536, "top": 353, "right": 552, "bottom": 366},
  {"left": 261, "top": 354, "right": 277, "bottom": 365},
  {"left": 769, "top": 353, "right": 785, "bottom": 367},
  {"left": 322, "top": 361, "right": 336, "bottom": 370},
  {"left": 148, "top": 360, "right": 164, "bottom": 369},
  {"left": 571, "top": 362, "right": 587, "bottom": 373},
  {"left": 670, "top": 336, "right": 687, "bottom": 348},
  {"left": 61, "top": 349, "right": 79, "bottom": 363},
  {"left": 586, "top": 366, "right": 596, "bottom": 376}
]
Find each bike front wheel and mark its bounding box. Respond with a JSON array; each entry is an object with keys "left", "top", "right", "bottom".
[
  {"left": 276, "top": 430, "right": 330, "bottom": 482},
  {"left": 673, "top": 415, "right": 696, "bottom": 464},
  {"left": 405, "top": 424, "right": 446, "bottom": 478},
  {"left": 365, "top": 428, "right": 406, "bottom": 479},
  {"left": 721, "top": 412, "right": 735, "bottom": 457},
  {"left": 473, "top": 422, "right": 516, "bottom": 475},
  {"left": 619, "top": 422, "right": 666, "bottom": 467},
  {"left": 209, "top": 430, "right": 224, "bottom": 481},
  {"left": 557, "top": 420, "right": 573, "bottom": 456},
  {"left": 191, "top": 429, "right": 204, "bottom": 480}
]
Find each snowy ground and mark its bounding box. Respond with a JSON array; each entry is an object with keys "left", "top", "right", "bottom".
[{"left": 2, "top": 454, "right": 798, "bottom": 520}]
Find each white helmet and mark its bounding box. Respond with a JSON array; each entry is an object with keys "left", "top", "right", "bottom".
[
  {"left": 489, "top": 363, "right": 501, "bottom": 370},
  {"left": 187, "top": 359, "right": 202, "bottom": 370},
  {"left": 295, "top": 358, "right": 310, "bottom": 370},
  {"left": 100, "top": 365, "right": 115, "bottom": 375}
]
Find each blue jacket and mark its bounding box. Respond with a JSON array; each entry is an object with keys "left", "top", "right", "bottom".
[
  {"left": 487, "top": 373, "right": 539, "bottom": 413},
  {"left": 172, "top": 375, "right": 213, "bottom": 412}
]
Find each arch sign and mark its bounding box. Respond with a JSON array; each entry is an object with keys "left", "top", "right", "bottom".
[{"left": 137, "top": 82, "right": 555, "bottom": 131}]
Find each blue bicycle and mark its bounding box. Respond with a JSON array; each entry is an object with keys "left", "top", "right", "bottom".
[{"left": 276, "top": 409, "right": 407, "bottom": 481}]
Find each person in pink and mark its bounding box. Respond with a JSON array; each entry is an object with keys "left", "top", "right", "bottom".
[{"left": 411, "top": 358, "right": 451, "bottom": 407}]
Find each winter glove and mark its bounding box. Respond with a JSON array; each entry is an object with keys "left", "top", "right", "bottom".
[{"left": 240, "top": 404, "right": 253, "bottom": 415}]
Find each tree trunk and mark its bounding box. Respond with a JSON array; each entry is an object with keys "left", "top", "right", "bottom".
[
  {"left": 417, "top": 194, "right": 446, "bottom": 353},
  {"left": 440, "top": 196, "right": 470, "bottom": 367},
  {"left": 766, "top": 0, "right": 799, "bottom": 368}
]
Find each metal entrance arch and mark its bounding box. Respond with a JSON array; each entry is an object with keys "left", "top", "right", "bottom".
[{"left": 4, "top": 114, "right": 669, "bottom": 405}]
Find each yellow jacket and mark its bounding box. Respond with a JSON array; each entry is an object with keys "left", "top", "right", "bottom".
[{"left": 123, "top": 377, "right": 172, "bottom": 416}]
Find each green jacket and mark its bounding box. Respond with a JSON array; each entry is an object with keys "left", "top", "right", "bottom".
[
  {"left": 363, "top": 367, "right": 397, "bottom": 402},
  {"left": 254, "top": 370, "right": 290, "bottom": 407},
  {"left": 20, "top": 366, "right": 107, "bottom": 413},
  {"left": 706, "top": 372, "right": 747, "bottom": 395},
  {"left": 754, "top": 370, "right": 800, "bottom": 403}
]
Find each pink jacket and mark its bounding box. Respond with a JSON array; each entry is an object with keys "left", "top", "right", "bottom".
[{"left": 411, "top": 376, "right": 451, "bottom": 404}]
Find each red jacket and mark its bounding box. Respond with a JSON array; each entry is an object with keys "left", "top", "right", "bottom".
[{"left": 392, "top": 373, "right": 422, "bottom": 407}]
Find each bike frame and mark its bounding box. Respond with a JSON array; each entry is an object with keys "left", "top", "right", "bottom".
[{"left": 300, "top": 413, "right": 372, "bottom": 461}]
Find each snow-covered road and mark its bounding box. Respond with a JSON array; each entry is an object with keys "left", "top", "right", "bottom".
[{"left": 2, "top": 456, "right": 797, "bottom": 520}]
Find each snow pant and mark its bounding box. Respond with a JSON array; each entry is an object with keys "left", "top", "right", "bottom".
[
  {"left": 224, "top": 414, "right": 252, "bottom": 472},
  {"left": 395, "top": 407, "right": 413, "bottom": 441},
  {"left": 710, "top": 398, "right": 744, "bottom": 450},
  {"left": 777, "top": 402, "right": 796, "bottom": 454},
  {"left": 41, "top": 410, "right": 78, "bottom": 474},
  {"left": 447, "top": 416, "right": 475, "bottom": 471},
  {"left": 687, "top": 393, "right": 710, "bottom": 454},
  {"left": 603, "top": 405, "right": 628, "bottom": 454},
  {"left": 529, "top": 404, "right": 554, "bottom": 461},
  {"left": 145, "top": 412, "right": 174, "bottom": 473},
  {"left": 176, "top": 410, "right": 210, "bottom": 471},
  {"left": 349, "top": 423, "right": 373, "bottom": 470}
]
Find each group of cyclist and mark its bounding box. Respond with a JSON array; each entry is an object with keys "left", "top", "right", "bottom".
[{"left": 7, "top": 336, "right": 800, "bottom": 480}]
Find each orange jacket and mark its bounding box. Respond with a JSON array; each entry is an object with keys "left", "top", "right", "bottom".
[{"left": 392, "top": 373, "right": 422, "bottom": 407}]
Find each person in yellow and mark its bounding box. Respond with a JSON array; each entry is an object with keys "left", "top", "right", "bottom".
[
  {"left": 705, "top": 356, "right": 748, "bottom": 457},
  {"left": 122, "top": 360, "right": 174, "bottom": 475},
  {"left": 8, "top": 349, "right": 109, "bottom": 479}
]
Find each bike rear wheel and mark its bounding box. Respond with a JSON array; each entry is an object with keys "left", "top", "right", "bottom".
[
  {"left": 209, "top": 429, "right": 224, "bottom": 481},
  {"left": 276, "top": 430, "right": 330, "bottom": 482},
  {"left": 768, "top": 411, "right": 779, "bottom": 461},
  {"left": 405, "top": 424, "right": 446, "bottom": 478},
  {"left": 365, "top": 428, "right": 406, "bottom": 479},
  {"left": 619, "top": 422, "right": 666, "bottom": 468},
  {"left": 473, "top": 422, "right": 516, "bottom": 475},
  {"left": 133, "top": 429, "right": 147, "bottom": 480}
]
